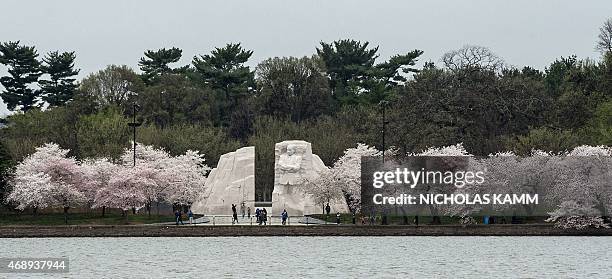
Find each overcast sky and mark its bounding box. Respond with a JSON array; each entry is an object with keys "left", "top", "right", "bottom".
[{"left": 1, "top": 0, "right": 611, "bottom": 116}]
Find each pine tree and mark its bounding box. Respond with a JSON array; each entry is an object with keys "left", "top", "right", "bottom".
[
  {"left": 40, "top": 51, "right": 80, "bottom": 107},
  {"left": 192, "top": 43, "right": 254, "bottom": 97},
  {"left": 192, "top": 43, "right": 254, "bottom": 126},
  {"left": 138, "top": 47, "right": 186, "bottom": 84},
  {"left": 316, "top": 39, "right": 379, "bottom": 105},
  {"left": 0, "top": 41, "right": 43, "bottom": 111},
  {"left": 317, "top": 39, "right": 423, "bottom": 105}
]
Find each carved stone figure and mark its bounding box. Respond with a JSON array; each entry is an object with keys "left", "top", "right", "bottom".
[
  {"left": 278, "top": 144, "right": 303, "bottom": 186},
  {"left": 272, "top": 140, "right": 348, "bottom": 216},
  {"left": 192, "top": 141, "right": 348, "bottom": 217}
]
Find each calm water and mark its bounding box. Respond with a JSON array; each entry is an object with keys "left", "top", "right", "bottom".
[{"left": 0, "top": 237, "right": 611, "bottom": 278}]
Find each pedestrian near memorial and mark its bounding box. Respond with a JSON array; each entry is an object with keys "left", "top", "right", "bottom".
[
  {"left": 281, "top": 209, "right": 288, "bottom": 225},
  {"left": 262, "top": 208, "right": 268, "bottom": 225},
  {"left": 188, "top": 209, "right": 194, "bottom": 225},
  {"left": 232, "top": 204, "right": 239, "bottom": 224},
  {"left": 175, "top": 210, "right": 184, "bottom": 225}
]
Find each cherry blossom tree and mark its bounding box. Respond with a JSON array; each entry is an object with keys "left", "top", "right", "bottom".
[
  {"left": 301, "top": 168, "right": 346, "bottom": 213},
  {"left": 546, "top": 201, "right": 610, "bottom": 230},
  {"left": 296, "top": 143, "right": 380, "bottom": 213},
  {"left": 477, "top": 153, "right": 551, "bottom": 216},
  {"left": 80, "top": 158, "right": 118, "bottom": 216},
  {"left": 412, "top": 143, "right": 475, "bottom": 223},
  {"left": 7, "top": 143, "right": 86, "bottom": 223},
  {"left": 414, "top": 143, "right": 471, "bottom": 156},
  {"left": 92, "top": 143, "right": 211, "bottom": 218},
  {"left": 120, "top": 143, "right": 172, "bottom": 216},
  {"left": 8, "top": 141, "right": 212, "bottom": 223},
  {"left": 544, "top": 145, "right": 612, "bottom": 229},
  {"left": 7, "top": 172, "right": 54, "bottom": 210},
  {"left": 162, "top": 150, "right": 210, "bottom": 206},
  {"left": 93, "top": 164, "right": 156, "bottom": 223},
  {"left": 121, "top": 142, "right": 171, "bottom": 168},
  {"left": 453, "top": 145, "right": 611, "bottom": 229},
  {"left": 332, "top": 143, "right": 381, "bottom": 212}
]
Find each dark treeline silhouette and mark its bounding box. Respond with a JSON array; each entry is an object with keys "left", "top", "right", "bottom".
[{"left": 1, "top": 19, "right": 612, "bottom": 205}]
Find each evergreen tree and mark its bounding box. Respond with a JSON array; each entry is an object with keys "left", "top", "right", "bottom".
[
  {"left": 192, "top": 43, "right": 254, "bottom": 126},
  {"left": 40, "top": 51, "right": 80, "bottom": 107},
  {"left": 317, "top": 39, "right": 423, "bottom": 105},
  {"left": 0, "top": 41, "right": 43, "bottom": 111},
  {"left": 138, "top": 47, "right": 186, "bottom": 84},
  {"left": 374, "top": 50, "right": 424, "bottom": 86},
  {"left": 192, "top": 43, "right": 254, "bottom": 98},
  {"left": 317, "top": 39, "right": 379, "bottom": 103}
]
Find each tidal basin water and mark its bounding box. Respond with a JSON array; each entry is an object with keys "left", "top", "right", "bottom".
[{"left": 1, "top": 236, "right": 611, "bottom": 278}]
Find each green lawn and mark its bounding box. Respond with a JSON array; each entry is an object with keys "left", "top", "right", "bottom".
[{"left": 0, "top": 212, "right": 176, "bottom": 226}]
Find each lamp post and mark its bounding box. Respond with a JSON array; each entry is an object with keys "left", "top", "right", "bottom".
[
  {"left": 127, "top": 102, "right": 142, "bottom": 167},
  {"left": 379, "top": 100, "right": 390, "bottom": 163}
]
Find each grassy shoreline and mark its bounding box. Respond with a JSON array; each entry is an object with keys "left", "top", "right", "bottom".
[
  {"left": 1, "top": 224, "right": 610, "bottom": 237},
  {"left": 0, "top": 212, "right": 175, "bottom": 226},
  {"left": 0, "top": 212, "right": 549, "bottom": 226}
]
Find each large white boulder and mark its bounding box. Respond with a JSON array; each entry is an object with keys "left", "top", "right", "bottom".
[
  {"left": 272, "top": 140, "right": 348, "bottom": 216},
  {"left": 191, "top": 146, "right": 255, "bottom": 215}
]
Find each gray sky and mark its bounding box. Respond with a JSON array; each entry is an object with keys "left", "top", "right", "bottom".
[{"left": 1, "top": 0, "right": 611, "bottom": 116}]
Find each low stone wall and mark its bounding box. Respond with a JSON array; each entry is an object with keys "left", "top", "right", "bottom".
[{"left": 0, "top": 224, "right": 610, "bottom": 237}]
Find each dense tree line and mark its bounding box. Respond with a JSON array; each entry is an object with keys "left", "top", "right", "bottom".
[{"left": 1, "top": 19, "right": 611, "bottom": 204}]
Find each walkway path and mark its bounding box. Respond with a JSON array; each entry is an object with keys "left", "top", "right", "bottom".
[{"left": 148, "top": 215, "right": 330, "bottom": 226}]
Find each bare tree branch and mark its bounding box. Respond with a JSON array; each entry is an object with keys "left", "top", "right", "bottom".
[
  {"left": 441, "top": 45, "right": 504, "bottom": 73},
  {"left": 596, "top": 18, "right": 612, "bottom": 54}
]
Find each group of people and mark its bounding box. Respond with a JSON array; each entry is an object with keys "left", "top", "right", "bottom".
[
  {"left": 231, "top": 203, "right": 290, "bottom": 225},
  {"left": 323, "top": 203, "right": 342, "bottom": 225},
  {"left": 254, "top": 207, "right": 267, "bottom": 225},
  {"left": 175, "top": 209, "right": 195, "bottom": 225},
  {"left": 172, "top": 204, "right": 292, "bottom": 226}
]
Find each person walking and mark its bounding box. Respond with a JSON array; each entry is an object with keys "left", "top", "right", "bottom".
[
  {"left": 176, "top": 210, "right": 185, "bottom": 225},
  {"left": 336, "top": 212, "right": 341, "bottom": 225},
  {"left": 241, "top": 203, "right": 246, "bottom": 218},
  {"left": 325, "top": 203, "right": 331, "bottom": 223},
  {"left": 232, "top": 204, "right": 238, "bottom": 225},
  {"left": 247, "top": 207, "right": 251, "bottom": 219},
  {"left": 262, "top": 208, "right": 268, "bottom": 225},
  {"left": 255, "top": 208, "right": 261, "bottom": 225},
  {"left": 175, "top": 210, "right": 180, "bottom": 226},
  {"left": 188, "top": 209, "right": 194, "bottom": 225},
  {"left": 281, "top": 209, "right": 288, "bottom": 225}
]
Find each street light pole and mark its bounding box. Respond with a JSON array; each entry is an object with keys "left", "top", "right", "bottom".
[
  {"left": 128, "top": 102, "right": 142, "bottom": 167},
  {"left": 379, "top": 100, "right": 389, "bottom": 163}
]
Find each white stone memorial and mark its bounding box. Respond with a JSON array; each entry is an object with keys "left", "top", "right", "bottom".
[
  {"left": 191, "top": 146, "right": 255, "bottom": 215},
  {"left": 191, "top": 141, "right": 348, "bottom": 217},
  {"left": 272, "top": 140, "right": 349, "bottom": 216}
]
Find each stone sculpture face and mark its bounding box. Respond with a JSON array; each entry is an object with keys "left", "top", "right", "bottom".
[
  {"left": 278, "top": 144, "right": 303, "bottom": 186},
  {"left": 272, "top": 140, "right": 349, "bottom": 216}
]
